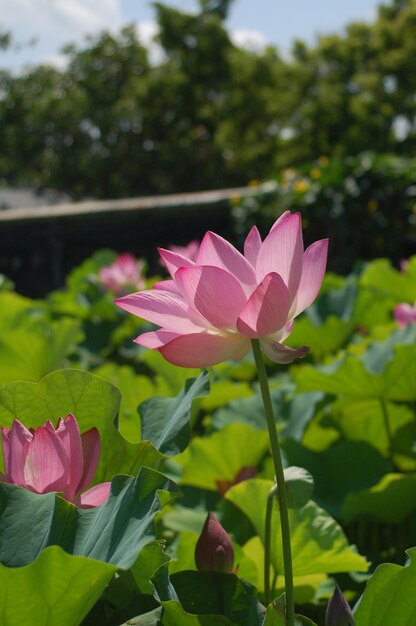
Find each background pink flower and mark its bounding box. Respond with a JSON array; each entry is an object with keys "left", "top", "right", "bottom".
[
  {"left": 159, "top": 240, "right": 200, "bottom": 270},
  {"left": 0, "top": 414, "right": 110, "bottom": 508},
  {"left": 394, "top": 302, "right": 416, "bottom": 327},
  {"left": 116, "top": 212, "right": 328, "bottom": 368},
  {"left": 99, "top": 253, "right": 146, "bottom": 294},
  {"left": 168, "top": 240, "right": 200, "bottom": 261}
]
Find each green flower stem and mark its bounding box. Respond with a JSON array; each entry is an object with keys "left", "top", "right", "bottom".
[
  {"left": 251, "top": 339, "right": 294, "bottom": 626},
  {"left": 265, "top": 484, "right": 278, "bottom": 605}
]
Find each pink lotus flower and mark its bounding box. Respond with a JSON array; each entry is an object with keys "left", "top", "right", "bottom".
[
  {"left": 160, "top": 240, "right": 200, "bottom": 270},
  {"left": 0, "top": 414, "right": 111, "bottom": 508},
  {"left": 99, "top": 253, "right": 146, "bottom": 294},
  {"left": 116, "top": 212, "right": 328, "bottom": 367},
  {"left": 195, "top": 512, "right": 234, "bottom": 573},
  {"left": 394, "top": 302, "right": 416, "bottom": 327},
  {"left": 168, "top": 240, "right": 200, "bottom": 262}
]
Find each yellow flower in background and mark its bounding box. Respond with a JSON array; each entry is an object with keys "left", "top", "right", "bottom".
[
  {"left": 248, "top": 179, "right": 260, "bottom": 188},
  {"left": 310, "top": 167, "right": 321, "bottom": 180},
  {"left": 294, "top": 180, "right": 310, "bottom": 193},
  {"left": 318, "top": 156, "right": 329, "bottom": 166},
  {"left": 230, "top": 194, "right": 241, "bottom": 206},
  {"left": 367, "top": 199, "right": 378, "bottom": 214}
]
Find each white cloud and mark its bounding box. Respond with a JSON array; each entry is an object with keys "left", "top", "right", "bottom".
[
  {"left": 135, "top": 21, "right": 165, "bottom": 65},
  {"left": 230, "top": 28, "right": 268, "bottom": 52},
  {"left": 0, "top": 0, "right": 122, "bottom": 35},
  {"left": 0, "top": 0, "right": 123, "bottom": 72},
  {"left": 41, "top": 52, "right": 70, "bottom": 71}
]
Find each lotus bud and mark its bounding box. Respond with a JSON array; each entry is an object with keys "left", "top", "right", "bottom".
[
  {"left": 325, "top": 586, "right": 355, "bottom": 626},
  {"left": 195, "top": 512, "right": 234, "bottom": 573}
]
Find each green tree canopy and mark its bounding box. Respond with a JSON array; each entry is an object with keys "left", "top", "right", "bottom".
[{"left": 1, "top": 0, "right": 416, "bottom": 198}]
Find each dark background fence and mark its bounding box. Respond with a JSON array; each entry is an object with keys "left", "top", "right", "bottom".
[{"left": 0, "top": 184, "right": 275, "bottom": 297}]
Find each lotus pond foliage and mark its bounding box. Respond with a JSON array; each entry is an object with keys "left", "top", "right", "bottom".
[{"left": 0, "top": 221, "right": 415, "bottom": 625}]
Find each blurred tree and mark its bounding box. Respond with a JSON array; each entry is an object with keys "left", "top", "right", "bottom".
[
  {"left": 1, "top": 0, "right": 416, "bottom": 198},
  {"left": 279, "top": 0, "right": 416, "bottom": 164}
]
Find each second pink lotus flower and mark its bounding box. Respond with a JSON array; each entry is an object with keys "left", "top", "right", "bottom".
[
  {"left": 0, "top": 414, "right": 110, "bottom": 508},
  {"left": 116, "top": 212, "right": 328, "bottom": 367}
]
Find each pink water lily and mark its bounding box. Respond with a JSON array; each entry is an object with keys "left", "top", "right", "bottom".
[
  {"left": 0, "top": 414, "right": 111, "bottom": 508},
  {"left": 116, "top": 212, "right": 328, "bottom": 367},
  {"left": 99, "top": 253, "right": 146, "bottom": 294}
]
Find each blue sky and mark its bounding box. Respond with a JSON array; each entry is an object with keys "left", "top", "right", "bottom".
[{"left": 0, "top": 0, "right": 382, "bottom": 73}]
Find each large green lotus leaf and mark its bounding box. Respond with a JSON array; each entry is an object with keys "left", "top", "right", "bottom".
[
  {"left": 160, "top": 571, "right": 265, "bottom": 626},
  {"left": 0, "top": 369, "right": 164, "bottom": 483},
  {"left": 292, "top": 335, "right": 416, "bottom": 401},
  {"left": 0, "top": 545, "right": 116, "bottom": 626},
  {"left": 0, "top": 318, "right": 83, "bottom": 385},
  {"left": 0, "top": 468, "right": 179, "bottom": 568},
  {"left": 359, "top": 258, "right": 416, "bottom": 302},
  {"left": 242, "top": 536, "right": 326, "bottom": 604},
  {"left": 225, "top": 479, "right": 368, "bottom": 577},
  {"left": 307, "top": 275, "right": 357, "bottom": 324},
  {"left": 199, "top": 379, "right": 252, "bottom": 412},
  {"left": 342, "top": 473, "right": 416, "bottom": 524},
  {"left": 140, "top": 370, "right": 210, "bottom": 456},
  {"left": 354, "top": 547, "right": 416, "bottom": 626},
  {"left": 0, "top": 291, "right": 41, "bottom": 329},
  {"left": 331, "top": 398, "right": 416, "bottom": 469},
  {"left": 213, "top": 382, "right": 323, "bottom": 441},
  {"left": 283, "top": 440, "right": 393, "bottom": 518},
  {"left": 288, "top": 316, "right": 354, "bottom": 360},
  {"left": 131, "top": 541, "right": 171, "bottom": 594},
  {"left": 94, "top": 362, "right": 173, "bottom": 442},
  {"left": 160, "top": 601, "right": 233, "bottom": 625},
  {"left": 179, "top": 423, "right": 269, "bottom": 491},
  {"left": 83, "top": 557, "right": 164, "bottom": 625}
]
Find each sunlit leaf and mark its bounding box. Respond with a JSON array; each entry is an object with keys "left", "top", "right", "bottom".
[
  {"left": 226, "top": 479, "right": 368, "bottom": 577},
  {"left": 354, "top": 547, "right": 416, "bottom": 626}
]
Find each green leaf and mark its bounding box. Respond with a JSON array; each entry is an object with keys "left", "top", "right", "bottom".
[
  {"left": 284, "top": 467, "right": 314, "bottom": 509},
  {"left": 288, "top": 316, "right": 354, "bottom": 359},
  {"left": 199, "top": 379, "right": 252, "bottom": 412},
  {"left": 180, "top": 423, "right": 269, "bottom": 492},
  {"left": 93, "top": 362, "right": 159, "bottom": 442},
  {"left": 213, "top": 384, "right": 323, "bottom": 441},
  {"left": 262, "top": 602, "right": 318, "bottom": 626},
  {"left": 162, "top": 571, "right": 265, "bottom": 626},
  {"left": 225, "top": 479, "right": 368, "bottom": 577},
  {"left": 119, "top": 607, "right": 163, "bottom": 625},
  {"left": 140, "top": 371, "right": 210, "bottom": 456},
  {"left": 360, "top": 258, "right": 416, "bottom": 302},
  {"left": 292, "top": 336, "right": 416, "bottom": 401},
  {"left": 342, "top": 473, "right": 416, "bottom": 524},
  {"left": 283, "top": 440, "right": 393, "bottom": 518},
  {"left": 118, "top": 607, "right": 163, "bottom": 625},
  {"left": 131, "top": 541, "right": 171, "bottom": 595},
  {"left": 354, "top": 547, "right": 416, "bottom": 626},
  {"left": 0, "top": 369, "right": 164, "bottom": 484},
  {"left": 161, "top": 601, "right": 233, "bottom": 625},
  {"left": 0, "top": 545, "right": 116, "bottom": 626},
  {"left": 0, "top": 317, "right": 83, "bottom": 385},
  {"left": 0, "top": 469, "right": 179, "bottom": 568},
  {"left": 242, "top": 536, "right": 327, "bottom": 602}
]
